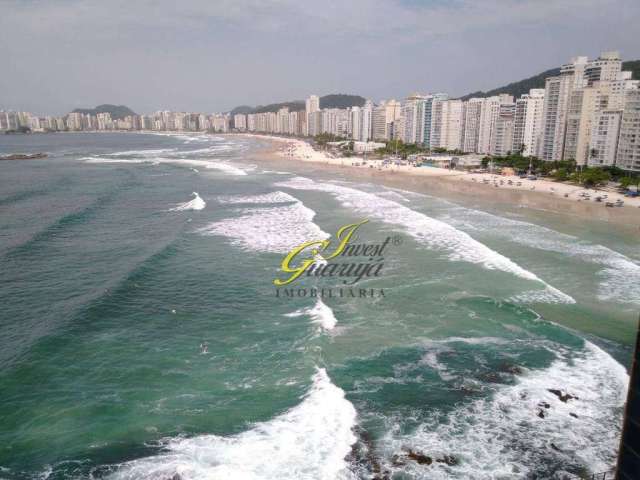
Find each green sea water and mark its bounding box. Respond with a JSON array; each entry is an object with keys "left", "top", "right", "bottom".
[{"left": 0, "top": 132, "right": 638, "bottom": 480}]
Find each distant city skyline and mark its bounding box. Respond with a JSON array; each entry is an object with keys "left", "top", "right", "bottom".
[
  {"left": 2, "top": 0, "right": 640, "bottom": 116},
  {"left": 4, "top": 50, "right": 639, "bottom": 172}
]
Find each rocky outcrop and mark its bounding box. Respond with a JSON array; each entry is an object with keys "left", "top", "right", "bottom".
[
  {"left": 397, "top": 448, "right": 459, "bottom": 468},
  {"left": 548, "top": 389, "right": 579, "bottom": 403},
  {"left": 0, "top": 153, "right": 48, "bottom": 160}
]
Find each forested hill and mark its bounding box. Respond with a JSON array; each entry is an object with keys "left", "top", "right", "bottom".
[
  {"left": 460, "top": 60, "right": 640, "bottom": 100},
  {"left": 71, "top": 104, "right": 137, "bottom": 120},
  {"left": 230, "top": 94, "right": 366, "bottom": 115}
]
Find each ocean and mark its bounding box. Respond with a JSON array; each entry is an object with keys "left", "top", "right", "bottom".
[{"left": 0, "top": 132, "right": 638, "bottom": 480}]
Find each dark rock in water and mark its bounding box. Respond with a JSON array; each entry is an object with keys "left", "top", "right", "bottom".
[
  {"left": 548, "top": 389, "right": 579, "bottom": 402},
  {"left": 499, "top": 362, "right": 523, "bottom": 375},
  {"left": 538, "top": 402, "right": 551, "bottom": 409},
  {"left": 480, "top": 372, "right": 502, "bottom": 383},
  {"left": 569, "top": 412, "right": 579, "bottom": 418},
  {"left": 347, "top": 426, "right": 385, "bottom": 477},
  {"left": 372, "top": 471, "right": 391, "bottom": 480},
  {"left": 391, "top": 454, "right": 406, "bottom": 466},
  {"left": 0, "top": 153, "right": 48, "bottom": 161},
  {"left": 537, "top": 409, "right": 546, "bottom": 419},
  {"left": 169, "top": 474, "right": 182, "bottom": 480},
  {"left": 436, "top": 455, "right": 459, "bottom": 466},
  {"left": 458, "top": 384, "right": 479, "bottom": 395},
  {"left": 406, "top": 449, "right": 433, "bottom": 465},
  {"left": 550, "top": 443, "right": 561, "bottom": 452}
]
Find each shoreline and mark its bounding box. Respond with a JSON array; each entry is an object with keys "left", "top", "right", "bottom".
[{"left": 234, "top": 133, "right": 640, "bottom": 231}]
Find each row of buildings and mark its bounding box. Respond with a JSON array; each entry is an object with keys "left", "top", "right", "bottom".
[
  {"left": 235, "top": 52, "right": 639, "bottom": 172},
  {"left": 0, "top": 111, "right": 232, "bottom": 135},
  {"left": 2, "top": 51, "right": 639, "bottom": 172}
]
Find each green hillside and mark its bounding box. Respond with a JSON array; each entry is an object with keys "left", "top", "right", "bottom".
[
  {"left": 230, "top": 94, "right": 366, "bottom": 115},
  {"left": 71, "top": 104, "right": 137, "bottom": 120},
  {"left": 460, "top": 60, "right": 640, "bottom": 100}
]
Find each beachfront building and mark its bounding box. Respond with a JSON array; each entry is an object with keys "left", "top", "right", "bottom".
[
  {"left": 430, "top": 99, "right": 464, "bottom": 151},
  {"left": 422, "top": 93, "right": 448, "bottom": 149},
  {"left": 372, "top": 103, "right": 386, "bottom": 141},
  {"left": 401, "top": 94, "right": 427, "bottom": 144},
  {"left": 512, "top": 89, "right": 545, "bottom": 156},
  {"left": 359, "top": 100, "right": 373, "bottom": 142},
  {"left": 540, "top": 56, "right": 588, "bottom": 161},
  {"left": 372, "top": 99, "right": 401, "bottom": 141},
  {"left": 276, "top": 108, "right": 289, "bottom": 134},
  {"left": 443, "top": 100, "right": 464, "bottom": 151},
  {"left": 476, "top": 95, "right": 514, "bottom": 155},
  {"left": 321, "top": 108, "right": 349, "bottom": 138},
  {"left": 462, "top": 98, "right": 483, "bottom": 153},
  {"left": 617, "top": 89, "right": 640, "bottom": 172},
  {"left": 305, "top": 95, "right": 320, "bottom": 136},
  {"left": 584, "top": 51, "right": 624, "bottom": 86},
  {"left": 588, "top": 110, "right": 622, "bottom": 166},
  {"left": 307, "top": 111, "right": 322, "bottom": 137},
  {"left": 350, "top": 106, "right": 362, "bottom": 142},
  {"left": 234, "top": 114, "right": 247, "bottom": 131},
  {"left": 546, "top": 52, "right": 639, "bottom": 165},
  {"left": 491, "top": 103, "right": 516, "bottom": 156}
]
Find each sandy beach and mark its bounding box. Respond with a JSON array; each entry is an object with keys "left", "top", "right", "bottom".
[{"left": 239, "top": 133, "right": 640, "bottom": 229}]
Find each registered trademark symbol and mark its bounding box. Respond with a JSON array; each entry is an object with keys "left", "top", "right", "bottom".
[{"left": 392, "top": 235, "right": 402, "bottom": 246}]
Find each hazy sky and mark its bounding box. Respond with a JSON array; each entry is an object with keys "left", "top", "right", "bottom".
[{"left": 2, "top": 0, "right": 639, "bottom": 115}]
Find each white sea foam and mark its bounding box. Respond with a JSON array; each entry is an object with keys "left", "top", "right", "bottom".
[
  {"left": 83, "top": 157, "right": 154, "bottom": 164},
  {"left": 199, "top": 193, "right": 328, "bottom": 253},
  {"left": 107, "top": 368, "right": 357, "bottom": 480},
  {"left": 105, "top": 148, "right": 177, "bottom": 157},
  {"left": 439, "top": 207, "right": 640, "bottom": 306},
  {"left": 275, "top": 177, "right": 574, "bottom": 304},
  {"left": 217, "top": 191, "right": 299, "bottom": 205},
  {"left": 170, "top": 192, "right": 206, "bottom": 211},
  {"left": 285, "top": 298, "right": 338, "bottom": 331},
  {"left": 177, "top": 145, "right": 237, "bottom": 155},
  {"left": 83, "top": 156, "right": 247, "bottom": 175},
  {"left": 382, "top": 340, "right": 628, "bottom": 479}
]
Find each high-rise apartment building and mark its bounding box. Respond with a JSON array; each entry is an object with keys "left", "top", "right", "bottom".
[
  {"left": 305, "top": 95, "right": 320, "bottom": 136},
  {"left": 477, "top": 95, "right": 514, "bottom": 155},
  {"left": 423, "top": 93, "right": 448, "bottom": 149},
  {"left": 234, "top": 114, "right": 247, "bottom": 131},
  {"left": 462, "top": 98, "right": 484, "bottom": 153},
  {"left": 491, "top": 103, "right": 516, "bottom": 156},
  {"left": 588, "top": 110, "right": 622, "bottom": 166},
  {"left": 512, "top": 89, "right": 545, "bottom": 156},
  {"left": 540, "top": 56, "right": 588, "bottom": 160},
  {"left": 372, "top": 99, "right": 401, "bottom": 141},
  {"left": 401, "top": 94, "right": 426, "bottom": 144},
  {"left": 616, "top": 89, "right": 640, "bottom": 172}
]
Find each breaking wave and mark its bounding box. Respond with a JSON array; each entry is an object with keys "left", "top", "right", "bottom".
[
  {"left": 170, "top": 192, "right": 206, "bottom": 211},
  {"left": 285, "top": 298, "right": 338, "bottom": 331},
  {"left": 438, "top": 207, "right": 640, "bottom": 306},
  {"left": 380, "top": 340, "right": 628, "bottom": 479},
  {"left": 83, "top": 156, "right": 247, "bottom": 175},
  {"left": 275, "top": 177, "right": 574, "bottom": 304},
  {"left": 106, "top": 368, "right": 357, "bottom": 480},
  {"left": 199, "top": 193, "right": 328, "bottom": 253}
]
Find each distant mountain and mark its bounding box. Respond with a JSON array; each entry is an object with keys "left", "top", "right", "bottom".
[
  {"left": 71, "top": 104, "right": 137, "bottom": 120},
  {"left": 254, "top": 101, "right": 305, "bottom": 114},
  {"left": 230, "top": 94, "right": 366, "bottom": 115},
  {"left": 320, "top": 94, "right": 366, "bottom": 109},
  {"left": 459, "top": 60, "right": 640, "bottom": 100},
  {"left": 229, "top": 105, "right": 254, "bottom": 116}
]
